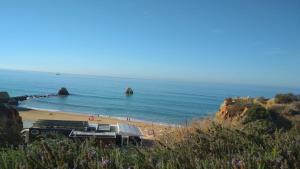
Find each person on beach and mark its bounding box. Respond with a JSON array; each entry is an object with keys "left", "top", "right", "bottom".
[{"left": 89, "top": 116, "right": 95, "bottom": 121}]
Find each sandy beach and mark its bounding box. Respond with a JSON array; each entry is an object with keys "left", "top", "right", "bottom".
[{"left": 19, "top": 108, "right": 177, "bottom": 140}]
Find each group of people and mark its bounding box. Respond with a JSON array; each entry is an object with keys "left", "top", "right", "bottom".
[{"left": 88, "top": 114, "right": 132, "bottom": 122}]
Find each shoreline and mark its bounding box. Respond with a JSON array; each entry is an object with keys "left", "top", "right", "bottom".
[
  {"left": 18, "top": 107, "right": 178, "bottom": 140},
  {"left": 18, "top": 106, "right": 180, "bottom": 127}
]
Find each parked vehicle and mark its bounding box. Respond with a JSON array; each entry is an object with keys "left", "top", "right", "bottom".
[{"left": 21, "top": 120, "right": 142, "bottom": 146}]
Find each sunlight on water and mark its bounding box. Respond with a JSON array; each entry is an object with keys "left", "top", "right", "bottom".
[{"left": 1, "top": 70, "right": 299, "bottom": 124}]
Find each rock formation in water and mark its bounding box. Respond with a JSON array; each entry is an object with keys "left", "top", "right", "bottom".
[
  {"left": 7, "top": 88, "right": 70, "bottom": 105},
  {"left": 0, "top": 93, "right": 23, "bottom": 146},
  {"left": 58, "top": 87, "right": 70, "bottom": 96},
  {"left": 125, "top": 88, "right": 134, "bottom": 96}
]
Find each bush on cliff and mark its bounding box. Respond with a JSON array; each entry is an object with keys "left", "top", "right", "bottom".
[
  {"left": 282, "top": 101, "right": 300, "bottom": 116},
  {"left": 274, "top": 93, "right": 299, "bottom": 104},
  {"left": 240, "top": 104, "right": 291, "bottom": 134},
  {"left": 217, "top": 97, "right": 292, "bottom": 132},
  {"left": 243, "top": 104, "right": 270, "bottom": 124}
]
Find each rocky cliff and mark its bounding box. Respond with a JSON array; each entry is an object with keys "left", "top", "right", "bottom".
[
  {"left": 0, "top": 101, "right": 23, "bottom": 146},
  {"left": 215, "top": 97, "right": 294, "bottom": 133},
  {"left": 215, "top": 98, "right": 253, "bottom": 125}
]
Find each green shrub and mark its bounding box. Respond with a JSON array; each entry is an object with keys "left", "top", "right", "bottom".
[
  {"left": 268, "top": 104, "right": 286, "bottom": 114},
  {"left": 243, "top": 104, "right": 271, "bottom": 124},
  {"left": 0, "top": 124, "right": 299, "bottom": 169},
  {"left": 268, "top": 101, "right": 300, "bottom": 116},
  {"left": 274, "top": 93, "right": 299, "bottom": 104},
  {"left": 282, "top": 105, "right": 300, "bottom": 116}
]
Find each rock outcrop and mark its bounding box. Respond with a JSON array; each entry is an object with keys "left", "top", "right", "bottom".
[
  {"left": 58, "top": 87, "right": 70, "bottom": 96},
  {"left": 215, "top": 97, "right": 292, "bottom": 133},
  {"left": 6, "top": 88, "right": 70, "bottom": 105},
  {"left": 125, "top": 88, "right": 134, "bottom": 96},
  {"left": 215, "top": 98, "right": 253, "bottom": 125},
  {"left": 0, "top": 91, "right": 19, "bottom": 106},
  {"left": 0, "top": 103, "right": 23, "bottom": 146}
]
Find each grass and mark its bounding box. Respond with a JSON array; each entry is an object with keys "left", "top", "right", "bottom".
[{"left": 0, "top": 123, "right": 299, "bottom": 169}]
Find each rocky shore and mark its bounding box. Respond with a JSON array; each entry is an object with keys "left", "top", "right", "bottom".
[{"left": 6, "top": 87, "right": 70, "bottom": 106}]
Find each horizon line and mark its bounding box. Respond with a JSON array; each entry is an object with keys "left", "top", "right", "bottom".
[{"left": 0, "top": 67, "right": 299, "bottom": 90}]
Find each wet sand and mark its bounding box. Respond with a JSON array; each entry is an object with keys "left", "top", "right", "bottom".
[{"left": 19, "top": 109, "right": 178, "bottom": 140}]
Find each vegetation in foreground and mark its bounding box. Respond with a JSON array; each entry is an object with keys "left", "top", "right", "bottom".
[
  {"left": 0, "top": 93, "right": 300, "bottom": 169},
  {"left": 1, "top": 124, "right": 300, "bottom": 169}
]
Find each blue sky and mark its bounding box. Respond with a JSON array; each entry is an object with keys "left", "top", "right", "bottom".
[{"left": 0, "top": 0, "right": 299, "bottom": 87}]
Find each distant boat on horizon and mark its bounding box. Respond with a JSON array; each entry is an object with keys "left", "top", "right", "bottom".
[{"left": 56, "top": 73, "right": 61, "bottom": 76}]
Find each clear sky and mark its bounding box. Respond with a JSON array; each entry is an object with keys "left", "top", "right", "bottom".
[{"left": 0, "top": 0, "right": 299, "bottom": 87}]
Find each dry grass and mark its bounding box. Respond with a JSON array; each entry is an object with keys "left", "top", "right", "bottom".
[{"left": 1, "top": 119, "right": 300, "bottom": 169}]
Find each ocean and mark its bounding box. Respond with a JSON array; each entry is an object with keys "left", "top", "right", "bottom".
[{"left": 0, "top": 69, "right": 299, "bottom": 125}]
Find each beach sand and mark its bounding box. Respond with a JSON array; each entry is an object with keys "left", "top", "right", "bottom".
[{"left": 19, "top": 109, "right": 178, "bottom": 140}]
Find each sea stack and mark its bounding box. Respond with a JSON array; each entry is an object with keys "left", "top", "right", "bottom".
[
  {"left": 125, "top": 87, "right": 134, "bottom": 96},
  {"left": 58, "top": 87, "right": 70, "bottom": 96}
]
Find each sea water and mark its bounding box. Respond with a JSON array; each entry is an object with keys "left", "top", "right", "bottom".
[{"left": 0, "top": 69, "right": 299, "bottom": 124}]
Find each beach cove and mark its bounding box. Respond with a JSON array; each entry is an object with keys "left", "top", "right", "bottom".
[{"left": 19, "top": 108, "right": 177, "bottom": 140}]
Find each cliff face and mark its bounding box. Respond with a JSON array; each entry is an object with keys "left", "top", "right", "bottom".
[
  {"left": 0, "top": 103, "right": 23, "bottom": 146},
  {"left": 215, "top": 97, "right": 293, "bottom": 133},
  {"left": 215, "top": 98, "right": 253, "bottom": 125}
]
